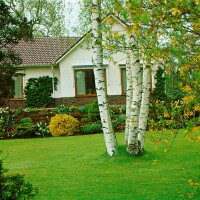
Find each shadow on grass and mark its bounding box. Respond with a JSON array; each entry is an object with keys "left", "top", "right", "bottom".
[{"left": 95, "top": 145, "right": 162, "bottom": 168}]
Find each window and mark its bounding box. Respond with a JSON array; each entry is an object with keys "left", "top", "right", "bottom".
[
  {"left": 121, "top": 66, "right": 143, "bottom": 94},
  {"left": 11, "top": 74, "right": 23, "bottom": 98},
  {"left": 121, "top": 68, "right": 127, "bottom": 94},
  {"left": 75, "top": 69, "right": 96, "bottom": 96}
]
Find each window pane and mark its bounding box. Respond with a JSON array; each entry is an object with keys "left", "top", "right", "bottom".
[
  {"left": 76, "top": 70, "right": 96, "bottom": 95},
  {"left": 122, "top": 68, "right": 127, "bottom": 94},
  {"left": 12, "top": 75, "right": 23, "bottom": 98},
  {"left": 76, "top": 71, "right": 86, "bottom": 95}
]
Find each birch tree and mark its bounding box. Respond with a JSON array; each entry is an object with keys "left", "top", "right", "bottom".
[
  {"left": 124, "top": 47, "right": 132, "bottom": 144},
  {"left": 126, "top": 57, "right": 143, "bottom": 155},
  {"left": 79, "top": 0, "right": 200, "bottom": 155},
  {"left": 91, "top": 0, "right": 118, "bottom": 156},
  {"left": 138, "top": 58, "right": 151, "bottom": 151}
]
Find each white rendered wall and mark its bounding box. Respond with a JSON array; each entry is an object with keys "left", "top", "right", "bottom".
[{"left": 59, "top": 42, "right": 126, "bottom": 97}]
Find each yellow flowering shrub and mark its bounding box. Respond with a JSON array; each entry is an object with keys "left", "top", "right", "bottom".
[{"left": 49, "top": 114, "right": 79, "bottom": 136}]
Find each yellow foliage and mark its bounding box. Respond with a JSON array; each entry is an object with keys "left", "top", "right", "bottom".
[
  {"left": 172, "top": 38, "right": 179, "bottom": 45},
  {"left": 164, "top": 111, "right": 170, "bottom": 118},
  {"left": 193, "top": 22, "right": 200, "bottom": 31},
  {"left": 170, "top": 8, "right": 182, "bottom": 16},
  {"left": 113, "top": 31, "right": 119, "bottom": 38},
  {"left": 104, "top": 17, "right": 114, "bottom": 24},
  {"left": 49, "top": 114, "right": 79, "bottom": 136},
  {"left": 126, "top": 28, "right": 132, "bottom": 35},
  {"left": 182, "top": 95, "right": 195, "bottom": 103},
  {"left": 194, "top": 105, "right": 200, "bottom": 111},
  {"left": 195, "top": 0, "right": 200, "bottom": 4},
  {"left": 126, "top": 3, "right": 132, "bottom": 9},
  {"left": 183, "top": 85, "right": 192, "bottom": 92},
  {"left": 196, "top": 136, "right": 200, "bottom": 143}
]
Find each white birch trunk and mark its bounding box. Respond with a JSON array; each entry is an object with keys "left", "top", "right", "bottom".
[
  {"left": 127, "top": 57, "right": 142, "bottom": 155},
  {"left": 138, "top": 63, "right": 151, "bottom": 151},
  {"left": 92, "top": 0, "right": 118, "bottom": 156},
  {"left": 125, "top": 49, "right": 133, "bottom": 144}
]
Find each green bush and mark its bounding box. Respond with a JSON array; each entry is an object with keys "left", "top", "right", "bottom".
[
  {"left": 81, "top": 118, "right": 89, "bottom": 123},
  {"left": 0, "top": 159, "right": 37, "bottom": 199},
  {"left": 35, "top": 122, "right": 50, "bottom": 138},
  {"left": 14, "top": 118, "right": 37, "bottom": 138},
  {"left": 24, "top": 76, "right": 58, "bottom": 108},
  {"left": 0, "top": 107, "right": 21, "bottom": 138},
  {"left": 53, "top": 104, "right": 72, "bottom": 115},
  {"left": 49, "top": 114, "right": 79, "bottom": 136},
  {"left": 88, "top": 100, "right": 100, "bottom": 121},
  {"left": 112, "top": 115, "right": 126, "bottom": 128},
  {"left": 82, "top": 123, "right": 102, "bottom": 134},
  {"left": 77, "top": 103, "right": 91, "bottom": 113},
  {"left": 110, "top": 106, "right": 120, "bottom": 115}
]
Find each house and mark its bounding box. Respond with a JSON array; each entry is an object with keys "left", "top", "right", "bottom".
[{"left": 9, "top": 16, "right": 157, "bottom": 108}]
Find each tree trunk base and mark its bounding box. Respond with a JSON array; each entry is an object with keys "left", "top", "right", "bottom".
[{"left": 126, "top": 144, "right": 141, "bottom": 155}]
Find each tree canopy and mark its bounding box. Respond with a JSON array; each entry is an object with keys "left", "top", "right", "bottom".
[
  {"left": 4, "top": 0, "right": 66, "bottom": 37},
  {"left": 0, "top": 0, "right": 32, "bottom": 106}
]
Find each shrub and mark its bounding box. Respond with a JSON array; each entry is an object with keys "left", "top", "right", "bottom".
[
  {"left": 0, "top": 107, "right": 20, "bottom": 138},
  {"left": 35, "top": 122, "right": 50, "bottom": 137},
  {"left": 49, "top": 114, "right": 79, "bottom": 136},
  {"left": 53, "top": 104, "right": 72, "bottom": 115},
  {"left": 24, "top": 76, "right": 58, "bottom": 108},
  {"left": 14, "top": 118, "right": 37, "bottom": 138},
  {"left": 112, "top": 115, "right": 126, "bottom": 128},
  {"left": 148, "top": 100, "right": 188, "bottom": 130},
  {"left": 82, "top": 123, "right": 102, "bottom": 134},
  {"left": 0, "top": 159, "right": 37, "bottom": 199},
  {"left": 81, "top": 117, "right": 88, "bottom": 123},
  {"left": 77, "top": 103, "right": 91, "bottom": 113},
  {"left": 110, "top": 106, "right": 120, "bottom": 115},
  {"left": 88, "top": 100, "right": 100, "bottom": 121}
]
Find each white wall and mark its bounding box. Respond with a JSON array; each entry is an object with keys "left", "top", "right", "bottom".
[{"left": 59, "top": 41, "right": 127, "bottom": 97}]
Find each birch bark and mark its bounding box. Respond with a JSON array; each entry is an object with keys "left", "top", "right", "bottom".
[
  {"left": 127, "top": 56, "right": 142, "bottom": 155},
  {"left": 138, "top": 62, "right": 151, "bottom": 151},
  {"left": 92, "top": 0, "right": 118, "bottom": 156},
  {"left": 125, "top": 49, "right": 133, "bottom": 144}
]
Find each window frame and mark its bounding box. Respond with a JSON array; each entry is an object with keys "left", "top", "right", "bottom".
[
  {"left": 74, "top": 66, "right": 107, "bottom": 97},
  {"left": 10, "top": 73, "right": 24, "bottom": 99},
  {"left": 120, "top": 66, "right": 126, "bottom": 95}
]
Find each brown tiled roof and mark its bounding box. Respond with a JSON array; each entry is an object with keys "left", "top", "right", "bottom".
[{"left": 12, "top": 37, "right": 81, "bottom": 66}]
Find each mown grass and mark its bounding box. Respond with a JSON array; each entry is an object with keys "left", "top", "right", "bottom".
[{"left": 0, "top": 129, "right": 200, "bottom": 200}]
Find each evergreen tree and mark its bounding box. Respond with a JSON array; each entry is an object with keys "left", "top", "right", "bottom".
[
  {"left": 152, "top": 67, "right": 167, "bottom": 101},
  {"left": 0, "top": 0, "right": 32, "bottom": 106}
]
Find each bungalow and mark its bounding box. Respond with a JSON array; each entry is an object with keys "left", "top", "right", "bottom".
[{"left": 9, "top": 17, "right": 157, "bottom": 108}]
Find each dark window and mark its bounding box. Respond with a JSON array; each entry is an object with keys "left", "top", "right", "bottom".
[{"left": 75, "top": 69, "right": 96, "bottom": 96}]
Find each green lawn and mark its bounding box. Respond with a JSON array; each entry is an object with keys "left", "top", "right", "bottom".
[{"left": 0, "top": 130, "right": 200, "bottom": 200}]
